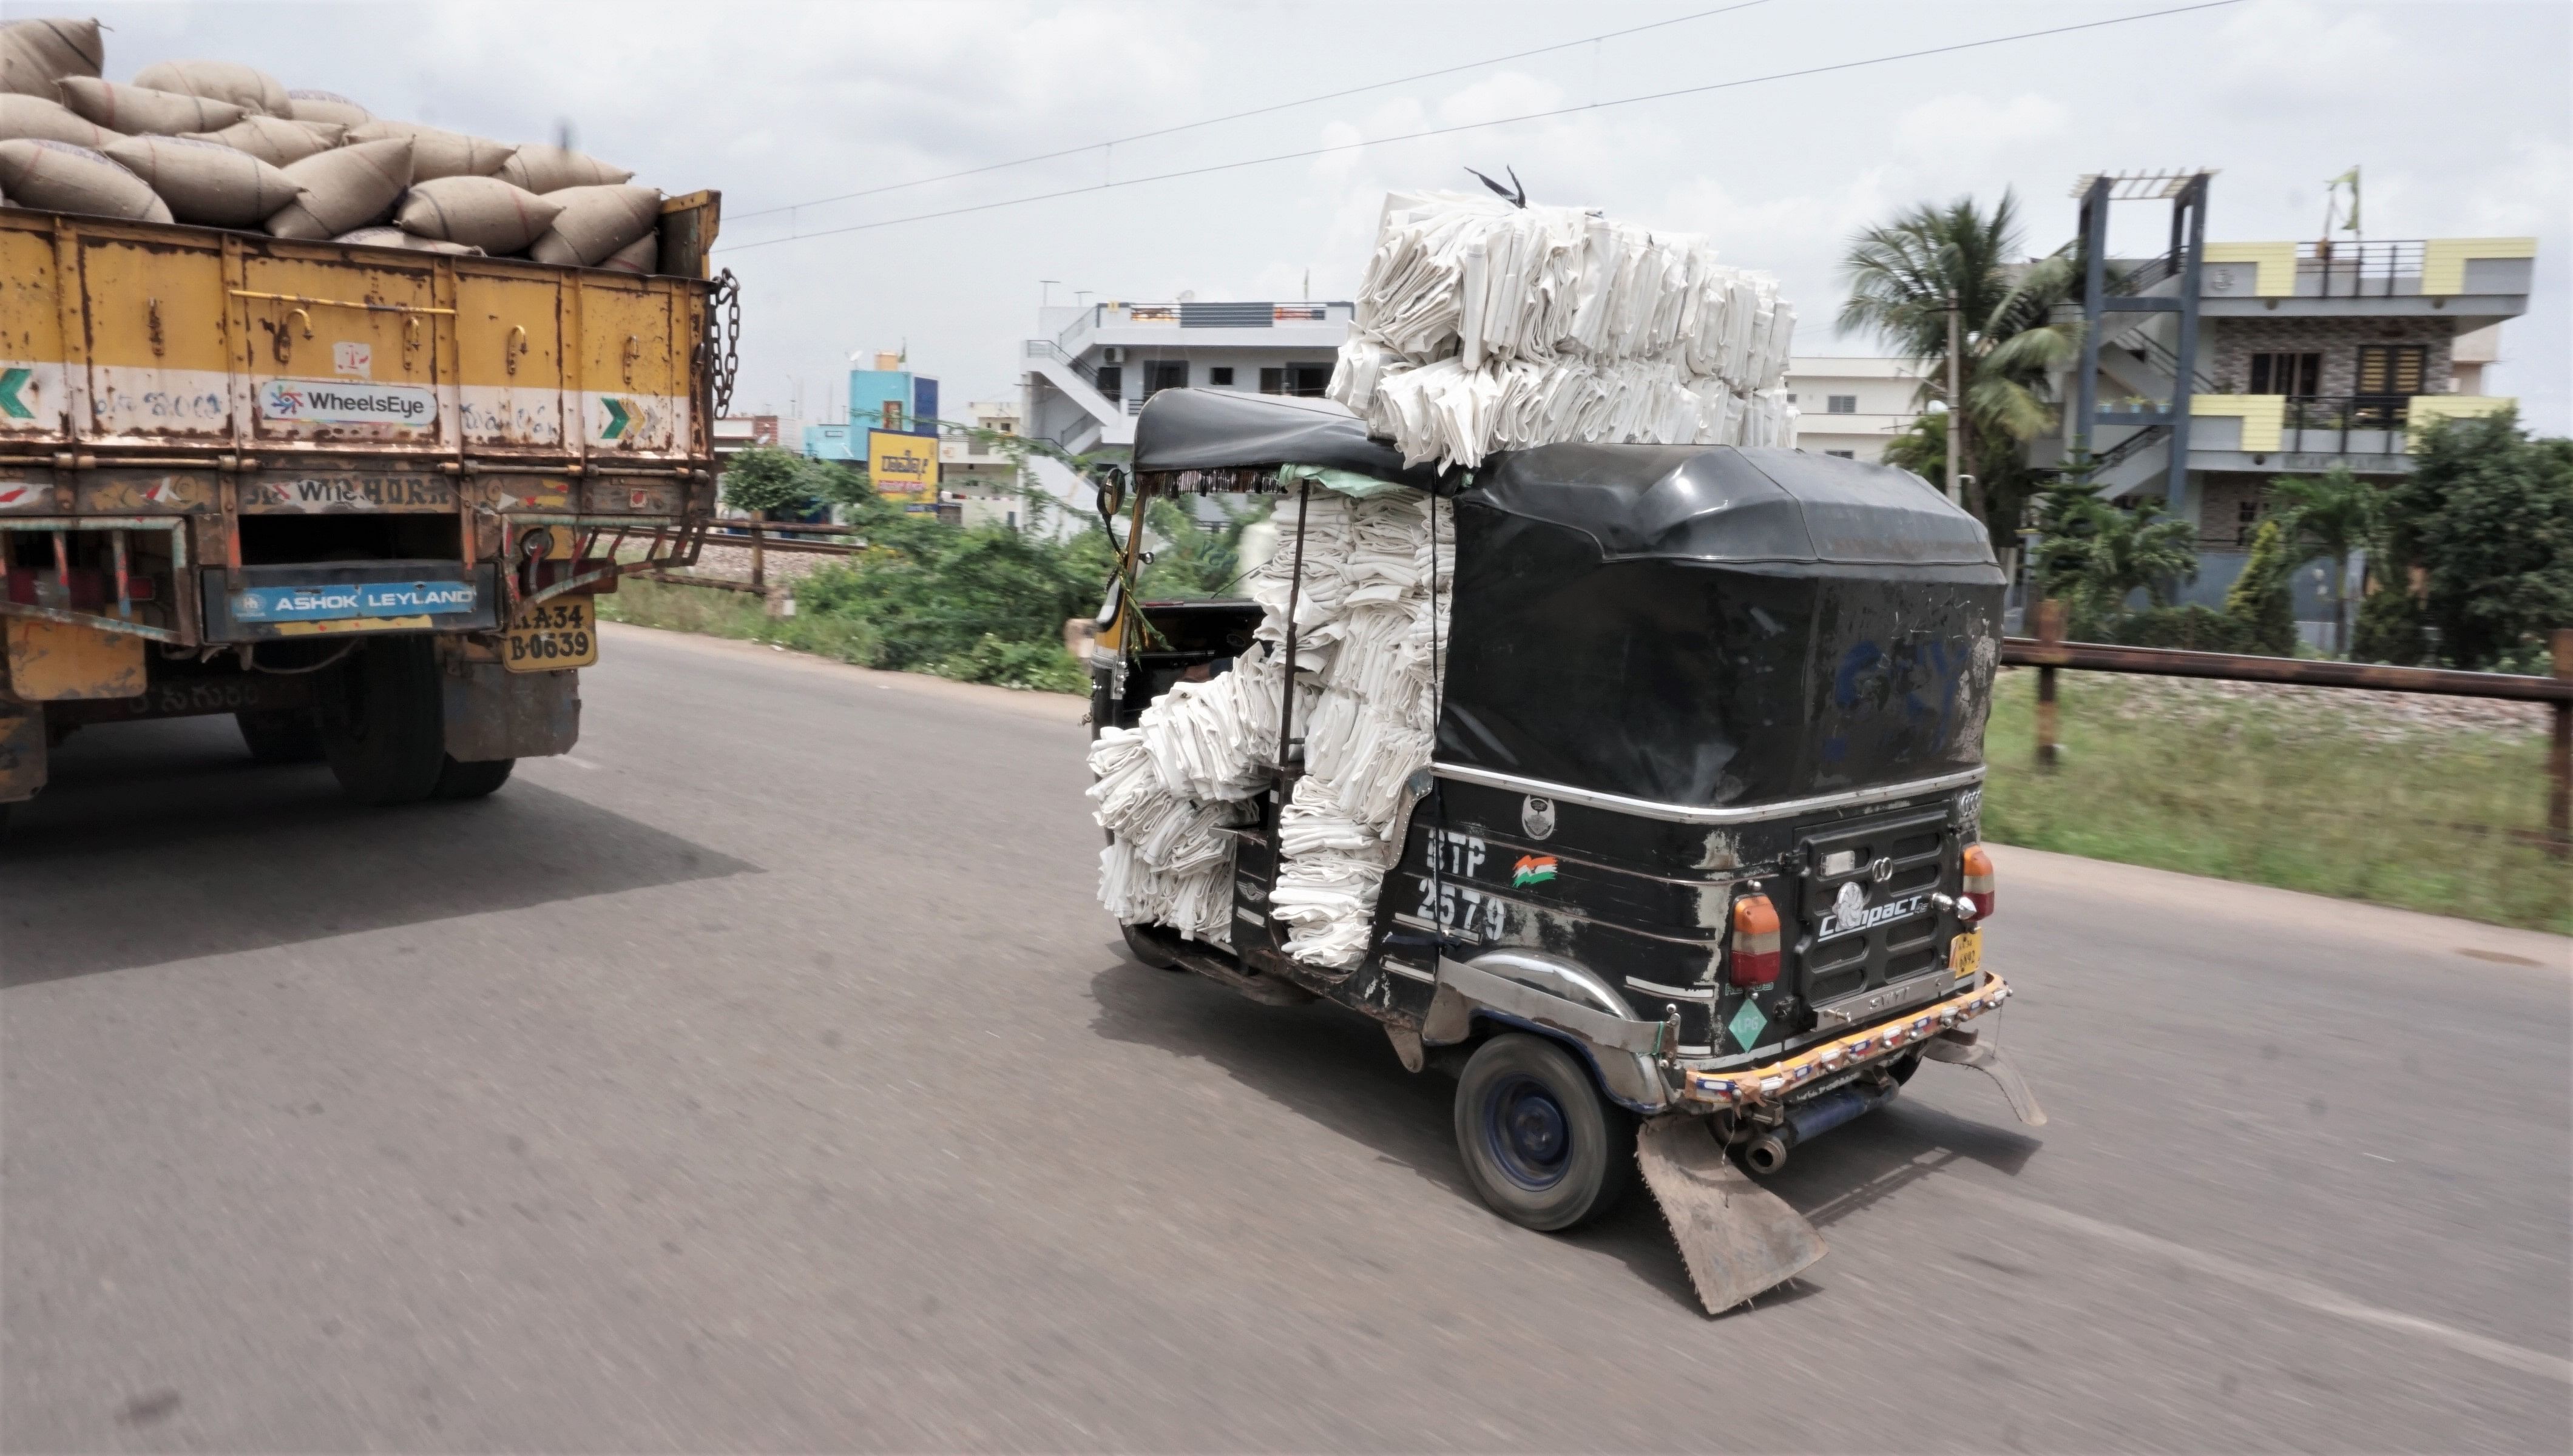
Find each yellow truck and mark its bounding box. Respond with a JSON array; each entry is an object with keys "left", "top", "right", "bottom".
[{"left": 0, "top": 195, "right": 733, "bottom": 820}]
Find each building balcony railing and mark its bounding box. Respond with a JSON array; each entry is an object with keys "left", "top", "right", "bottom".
[
  {"left": 2293, "top": 240, "right": 2428, "bottom": 298},
  {"left": 2188, "top": 393, "right": 2514, "bottom": 458},
  {"left": 1053, "top": 300, "right": 1354, "bottom": 351}
]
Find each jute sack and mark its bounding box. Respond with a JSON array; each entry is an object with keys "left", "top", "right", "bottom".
[
  {"left": 58, "top": 78, "right": 245, "bottom": 136},
  {"left": 597, "top": 232, "right": 657, "bottom": 276},
  {"left": 130, "top": 59, "right": 290, "bottom": 118},
  {"left": 104, "top": 134, "right": 304, "bottom": 228},
  {"left": 0, "top": 93, "right": 123, "bottom": 147},
  {"left": 265, "top": 136, "right": 411, "bottom": 240},
  {"left": 285, "top": 89, "right": 371, "bottom": 128},
  {"left": 345, "top": 119, "right": 513, "bottom": 181},
  {"left": 394, "top": 175, "right": 561, "bottom": 254},
  {"left": 0, "top": 18, "right": 105, "bottom": 99},
  {"left": 335, "top": 224, "right": 483, "bottom": 257},
  {"left": 528, "top": 183, "right": 659, "bottom": 267},
  {"left": 185, "top": 113, "right": 343, "bottom": 166},
  {"left": 495, "top": 143, "right": 632, "bottom": 195},
  {"left": 0, "top": 138, "right": 173, "bottom": 222}
]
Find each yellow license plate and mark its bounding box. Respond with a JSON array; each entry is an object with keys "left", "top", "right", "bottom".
[
  {"left": 505, "top": 597, "right": 597, "bottom": 673},
  {"left": 1951, "top": 929, "right": 1983, "bottom": 979}
]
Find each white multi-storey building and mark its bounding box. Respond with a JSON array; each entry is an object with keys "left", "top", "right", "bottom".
[
  {"left": 1783, "top": 357, "right": 1934, "bottom": 463},
  {"left": 1021, "top": 299, "right": 1354, "bottom": 456}
]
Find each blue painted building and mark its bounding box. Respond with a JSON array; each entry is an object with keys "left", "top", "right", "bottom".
[{"left": 805, "top": 354, "right": 939, "bottom": 460}]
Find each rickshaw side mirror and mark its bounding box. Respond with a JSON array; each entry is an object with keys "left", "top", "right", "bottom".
[{"left": 1095, "top": 468, "right": 1128, "bottom": 522}]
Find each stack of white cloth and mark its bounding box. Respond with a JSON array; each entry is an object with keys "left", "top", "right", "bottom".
[
  {"left": 1089, "top": 485, "right": 1453, "bottom": 969},
  {"left": 1329, "top": 190, "right": 1797, "bottom": 468}
]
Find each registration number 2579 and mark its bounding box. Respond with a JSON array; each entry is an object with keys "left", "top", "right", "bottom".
[{"left": 505, "top": 598, "right": 598, "bottom": 673}]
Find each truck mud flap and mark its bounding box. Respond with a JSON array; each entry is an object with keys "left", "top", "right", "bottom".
[{"left": 1636, "top": 1114, "right": 1827, "bottom": 1316}]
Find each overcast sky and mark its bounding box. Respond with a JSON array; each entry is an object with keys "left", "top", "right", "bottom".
[{"left": 58, "top": 0, "right": 2572, "bottom": 433}]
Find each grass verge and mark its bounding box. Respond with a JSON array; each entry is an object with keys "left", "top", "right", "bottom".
[
  {"left": 1983, "top": 667, "right": 2570, "bottom": 935},
  {"left": 594, "top": 576, "right": 1085, "bottom": 694}
]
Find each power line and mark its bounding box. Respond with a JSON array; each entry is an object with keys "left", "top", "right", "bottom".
[
  {"left": 729, "top": 1, "right": 1775, "bottom": 223},
  {"left": 721, "top": 0, "right": 2243, "bottom": 255}
]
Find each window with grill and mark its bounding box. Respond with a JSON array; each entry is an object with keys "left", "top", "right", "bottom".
[
  {"left": 1143, "top": 361, "right": 1188, "bottom": 398},
  {"left": 2248, "top": 351, "right": 2321, "bottom": 396},
  {"left": 2355, "top": 345, "right": 2426, "bottom": 397},
  {"left": 1208, "top": 366, "right": 1235, "bottom": 386},
  {"left": 1288, "top": 364, "right": 1331, "bottom": 397},
  {"left": 1259, "top": 367, "right": 1283, "bottom": 394},
  {"left": 1094, "top": 365, "right": 1122, "bottom": 401},
  {"left": 1826, "top": 395, "right": 1858, "bottom": 414}
]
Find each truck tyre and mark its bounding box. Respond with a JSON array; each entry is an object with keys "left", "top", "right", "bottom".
[
  {"left": 1454, "top": 1033, "right": 1635, "bottom": 1232},
  {"left": 316, "top": 637, "right": 447, "bottom": 806},
  {"left": 236, "top": 708, "right": 325, "bottom": 764},
  {"left": 433, "top": 755, "right": 515, "bottom": 800}
]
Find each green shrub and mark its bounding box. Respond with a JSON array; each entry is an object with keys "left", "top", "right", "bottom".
[
  {"left": 2350, "top": 583, "right": 2428, "bottom": 665},
  {"left": 930, "top": 634, "right": 1090, "bottom": 692},
  {"left": 2109, "top": 604, "right": 2263, "bottom": 652},
  {"left": 2222, "top": 519, "right": 2298, "bottom": 656}
]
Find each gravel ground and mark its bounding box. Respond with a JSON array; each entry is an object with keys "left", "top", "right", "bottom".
[
  {"left": 688, "top": 542, "right": 835, "bottom": 590},
  {"left": 2035, "top": 667, "right": 2557, "bottom": 740}
]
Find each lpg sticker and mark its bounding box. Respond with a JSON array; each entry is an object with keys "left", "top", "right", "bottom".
[
  {"left": 258, "top": 379, "right": 435, "bottom": 428},
  {"left": 332, "top": 342, "right": 372, "bottom": 378},
  {"left": 1510, "top": 855, "right": 1558, "bottom": 888}
]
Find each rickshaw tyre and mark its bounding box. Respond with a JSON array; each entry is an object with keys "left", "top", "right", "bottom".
[
  {"left": 1454, "top": 1033, "right": 1635, "bottom": 1233},
  {"left": 433, "top": 756, "right": 515, "bottom": 800},
  {"left": 1120, "top": 920, "right": 1185, "bottom": 971}
]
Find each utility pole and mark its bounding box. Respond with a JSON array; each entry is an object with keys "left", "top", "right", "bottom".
[{"left": 1944, "top": 292, "right": 1963, "bottom": 506}]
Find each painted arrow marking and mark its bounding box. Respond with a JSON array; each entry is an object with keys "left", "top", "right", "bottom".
[
  {"left": 601, "top": 397, "right": 633, "bottom": 440},
  {"left": 0, "top": 368, "right": 32, "bottom": 420}
]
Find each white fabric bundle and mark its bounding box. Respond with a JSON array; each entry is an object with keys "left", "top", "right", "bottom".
[
  {"left": 1092, "top": 481, "right": 1453, "bottom": 970},
  {"left": 1329, "top": 190, "right": 1799, "bottom": 468}
]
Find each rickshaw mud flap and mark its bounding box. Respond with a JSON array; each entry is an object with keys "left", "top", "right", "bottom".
[
  {"left": 1636, "top": 1114, "right": 1828, "bottom": 1316},
  {"left": 1920, "top": 1036, "right": 2047, "bottom": 1126}
]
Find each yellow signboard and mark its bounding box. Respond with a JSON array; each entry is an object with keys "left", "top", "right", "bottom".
[{"left": 868, "top": 428, "right": 939, "bottom": 509}]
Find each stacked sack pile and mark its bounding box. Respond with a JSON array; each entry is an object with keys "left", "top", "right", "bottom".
[
  {"left": 0, "top": 16, "right": 664, "bottom": 272},
  {"left": 1091, "top": 484, "right": 1451, "bottom": 969},
  {"left": 1328, "top": 190, "right": 1796, "bottom": 468}
]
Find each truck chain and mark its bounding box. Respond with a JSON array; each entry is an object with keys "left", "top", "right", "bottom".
[{"left": 708, "top": 268, "right": 743, "bottom": 417}]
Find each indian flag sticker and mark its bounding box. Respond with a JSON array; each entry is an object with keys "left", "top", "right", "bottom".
[{"left": 1511, "top": 855, "right": 1558, "bottom": 888}]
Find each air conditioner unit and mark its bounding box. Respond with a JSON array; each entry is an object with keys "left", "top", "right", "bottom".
[{"left": 1101, "top": 347, "right": 1123, "bottom": 364}]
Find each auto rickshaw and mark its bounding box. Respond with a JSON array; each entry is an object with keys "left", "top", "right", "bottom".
[{"left": 1090, "top": 389, "right": 2043, "bottom": 1313}]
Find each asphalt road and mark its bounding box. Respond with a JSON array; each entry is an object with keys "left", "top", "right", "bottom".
[{"left": 4, "top": 625, "right": 2568, "bottom": 1453}]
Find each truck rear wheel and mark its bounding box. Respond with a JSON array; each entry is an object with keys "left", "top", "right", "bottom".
[
  {"left": 317, "top": 637, "right": 446, "bottom": 806},
  {"left": 1454, "top": 1033, "right": 1635, "bottom": 1232},
  {"left": 433, "top": 755, "right": 515, "bottom": 800},
  {"left": 236, "top": 708, "right": 325, "bottom": 764}
]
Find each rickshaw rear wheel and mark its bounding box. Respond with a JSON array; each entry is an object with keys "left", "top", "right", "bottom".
[
  {"left": 1454, "top": 1033, "right": 1635, "bottom": 1232},
  {"left": 1119, "top": 920, "right": 1185, "bottom": 971}
]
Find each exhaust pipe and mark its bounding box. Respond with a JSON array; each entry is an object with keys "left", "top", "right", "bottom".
[{"left": 1741, "top": 1079, "right": 1901, "bottom": 1175}]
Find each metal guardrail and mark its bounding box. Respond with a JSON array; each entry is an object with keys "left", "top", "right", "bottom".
[{"left": 2008, "top": 605, "right": 2573, "bottom": 857}]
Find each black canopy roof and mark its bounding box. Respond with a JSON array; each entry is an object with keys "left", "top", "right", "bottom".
[
  {"left": 1132, "top": 388, "right": 1994, "bottom": 570},
  {"left": 1131, "top": 388, "right": 1444, "bottom": 488}
]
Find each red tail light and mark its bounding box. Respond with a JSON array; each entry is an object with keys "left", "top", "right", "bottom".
[
  {"left": 1961, "top": 843, "right": 1996, "bottom": 921},
  {"left": 1729, "top": 893, "right": 1781, "bottom": 986}
]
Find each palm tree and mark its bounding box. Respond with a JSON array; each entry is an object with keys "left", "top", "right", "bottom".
[
  {"left": 1839, "top": 192, "right": 2083, "bottom": 546},
  {"left": 2266, "top": 464, "right": 2384, "bottom": 655},
  {"left": 2032, "top": 493, "right": 2199, "bottom": 625}
]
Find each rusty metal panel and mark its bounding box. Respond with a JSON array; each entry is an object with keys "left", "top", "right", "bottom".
[
  {"left": 77, "top": 470, "right": 218, "bottom": 514},
  {"left": 242, "top": 468, "right": 459, "bottom": 513},
  {"left": 0, "top": 470, "right": 61, "bottom": 513},
  {"left": 237, "top": 253, "right": 445, "bottom": 448},
  {"left": 0, "top": 225, "right": 68, "bottom": 440},
  {"left": 81, "top": 237, "right": 235, "bottom": 442},
  {"left": 441, "top": 658, "right": 578, "bottom": 762},
  {"left": 5, "top": 616, "right": 147, "bottom": 699},
  {"left": 588, "top": 477, "right": 687, "bottom": 516},
  {"left": 577, "top": 278, "right": 681, "bottom": 454},
  {"left": 0, "top": 702, "right": 44, "bottom": 802},
  {"left": 455, "top": 269, "right": 567, "bottom": 450}
]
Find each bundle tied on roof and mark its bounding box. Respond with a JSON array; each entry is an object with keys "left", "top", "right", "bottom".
[{"left": 1327, "top": 190, "right": 1797, "bottom": 468}]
